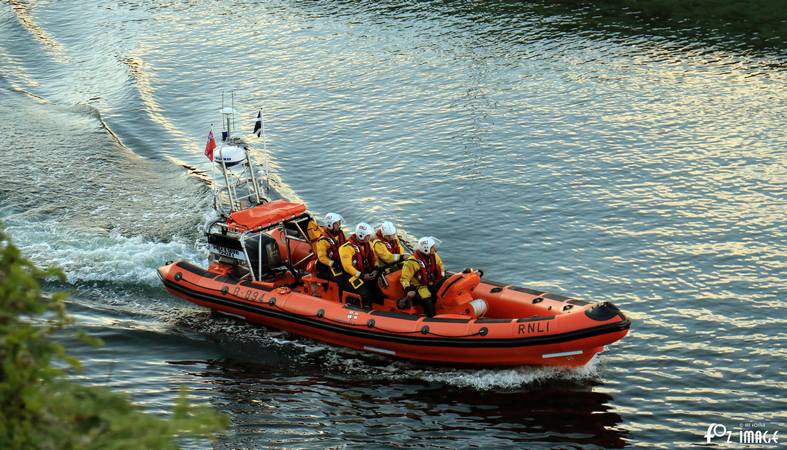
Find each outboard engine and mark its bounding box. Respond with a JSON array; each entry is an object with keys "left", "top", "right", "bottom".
[
  {"left": 207, "top": 232, "right": 282, "bottom": 279},
  {"left": 243, "top": 233, "right": 283, "bottom": 280}
]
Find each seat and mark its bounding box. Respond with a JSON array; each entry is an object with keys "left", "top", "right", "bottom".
[
  {"left": 379, "top": 269, "right": 405, "bottom": 300},
  {"left": 302, "top": 260, "right": 329, "bottom": 284}
]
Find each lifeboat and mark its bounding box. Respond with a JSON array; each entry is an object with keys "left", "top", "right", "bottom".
[
  {"left": 158, "top": 200, "right": 630, "bottom": 367},
  {"left": 158, "top": 105, "right": 630, "bottom": 367}
]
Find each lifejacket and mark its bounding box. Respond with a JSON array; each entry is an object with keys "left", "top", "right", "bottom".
[
  {"left": 306, "top": 219, "right": 322, "bottom": 243},
  {"left": 412, "top": 251, "right": 441, "bottom": 286},
  {"left": 348, "top": 235, "right": 376, "bottom": 274},
  {"left": 319, "top": 229, "right": 346, "bottom": 262},
  {"left": 375, "top": 230, "right": 401, "bottom": 254}
]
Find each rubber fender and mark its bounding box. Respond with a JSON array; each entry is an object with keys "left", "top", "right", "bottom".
[{"left": 585, "top": 301, "right": 621, "bottom": 321}]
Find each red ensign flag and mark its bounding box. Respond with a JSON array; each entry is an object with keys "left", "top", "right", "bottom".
[{"left": 204, "top": 129, "right": 216, "bottom": 161}]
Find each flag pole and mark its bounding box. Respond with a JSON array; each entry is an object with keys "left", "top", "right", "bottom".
[
  {"left": 245, "top": 111, "right": 262, "bottom": 205},
  {"left": 261, "top": 106, "right": 270, "bottom": 196}
]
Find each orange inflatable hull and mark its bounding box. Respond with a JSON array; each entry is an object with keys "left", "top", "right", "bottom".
[{"left": 158, "top": 261, "right": 630, "bottom": 367}]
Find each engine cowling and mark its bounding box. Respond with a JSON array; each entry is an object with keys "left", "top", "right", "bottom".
[{"left": 435, "top": 271, "right": 487, "bottom": 318}]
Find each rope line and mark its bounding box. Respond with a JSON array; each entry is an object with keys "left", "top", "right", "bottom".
[{"left": 176, "top": 275, "right": 485, "bottom": 338}]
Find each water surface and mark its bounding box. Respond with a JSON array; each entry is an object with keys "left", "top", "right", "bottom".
[{"left": 1, "top": 1, "right": 785, "bottom": 448}]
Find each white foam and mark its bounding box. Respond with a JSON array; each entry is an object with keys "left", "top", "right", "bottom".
[
  {"left": 349, "top": 355, "right": 601, "bottom": 390},
  {"left": 409, "top": 357, "right": 601, "bottom": 390},
  {"left": 3, "top": 217, "right": 205, "bottom": 285},
  {"left": 305, "top": 343, "right": 603, "bottom": 390}
]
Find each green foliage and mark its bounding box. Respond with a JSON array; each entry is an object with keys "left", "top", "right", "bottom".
[{"left": 0, "top": 227, "right": 228, "bottom": 449}]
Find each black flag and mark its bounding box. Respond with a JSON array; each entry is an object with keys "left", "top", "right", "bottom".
[{"left": 253, "top": 110, "right": 262, "bottom": 137}]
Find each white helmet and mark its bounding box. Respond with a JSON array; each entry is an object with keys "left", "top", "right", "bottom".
[
  {"left": 355, "top": 222, "right": 373, "bottom": 240},
  {"left": 417, "top": 236, "right": 439, "bottom": 253},
  {"left": 323, "top": 212, "right": 343, "bottom": 227},
  {"left": 379, "top": 221, "right": 396, "bottom": 237}
]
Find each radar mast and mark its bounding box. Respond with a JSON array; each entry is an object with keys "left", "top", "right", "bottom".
[{"left": 211, "top": 91, "right": 266, "bottom": 217}]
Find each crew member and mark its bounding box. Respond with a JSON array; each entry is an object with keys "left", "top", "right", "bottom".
[
  {"left": 372, "top": 221, "right": 406, "bottom": 267},
  {"left": 306, "top": 216, "right": 323, "bottom": 251},
  {"left": 314, "top": 212, "right": 346, "bottom": 280},
  {"left": 339, "top": 222, "right": 379, "bottom": 309},
  {"left": 400, "top": 236, "right": 445, "bottom": 317}
]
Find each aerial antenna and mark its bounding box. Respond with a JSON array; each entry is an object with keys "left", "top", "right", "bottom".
[{"left": 231, "top": 90, "right": 237, "bottom": 136}]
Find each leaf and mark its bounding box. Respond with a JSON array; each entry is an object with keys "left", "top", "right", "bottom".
[{"left": 0, "top": 224, "right": 227, "bottom": 448}]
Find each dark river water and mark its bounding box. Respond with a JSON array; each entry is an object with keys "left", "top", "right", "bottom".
[{"left": 1, "top": 1, "right": 785, "bottom": 448}]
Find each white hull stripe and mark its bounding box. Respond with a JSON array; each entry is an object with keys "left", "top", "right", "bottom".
[
  {"left": 542, "top": 350, "right": 583, "bottom": 359},
  {"left": 364, "top": 346, "right": 396, "bottom": 356}
]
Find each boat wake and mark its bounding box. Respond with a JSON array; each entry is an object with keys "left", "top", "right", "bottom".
[
  {"left": 2, "top": 216, "right": 206, "bottom": 286},
  {"left": 8, "top": 0, "right": 69, "bottom": 63},
  {"left": 69, "top": 103, "right": 129, "bottom": 151},
  {"left": 319, "top": 350, "right": 602, "bottom": 390},
  {"left": 394, "top": 358, "right": 601, "bottom": 390},
  {"left": 121, "top": 55, "right": 195, "bottom": 152},
  {"left": 169, "top": 310, "right": 601, "bottom": 390}
]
